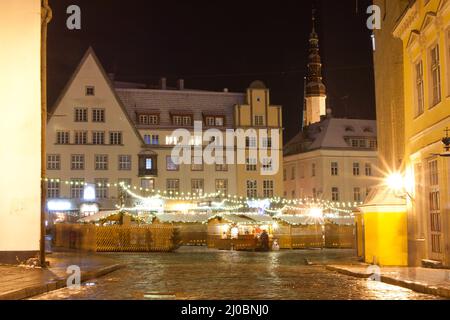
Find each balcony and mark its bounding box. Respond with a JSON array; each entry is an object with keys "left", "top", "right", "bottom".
[{"left": 138, "top": 168, "right": 158, "bottom": 177}]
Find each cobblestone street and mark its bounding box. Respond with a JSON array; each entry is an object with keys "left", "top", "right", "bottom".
[{"left": 32, "top": 248, "right": 442, "bottom": 300}]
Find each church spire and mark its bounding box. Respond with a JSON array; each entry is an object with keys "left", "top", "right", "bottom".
[{"left": 303, "top": 8, "right": 327, "bottom": 128}]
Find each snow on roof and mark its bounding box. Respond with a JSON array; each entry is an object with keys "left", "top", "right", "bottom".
[
  {"left": 154, "top": 213, "right": 214, "bottom": 224},
  {"left": 273, "top": 215, "right": 317, "bottom": 226}
]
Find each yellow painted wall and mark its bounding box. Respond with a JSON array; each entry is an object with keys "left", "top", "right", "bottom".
[{"left": 363, "top": 211, "right": 408, "bottom": 266}]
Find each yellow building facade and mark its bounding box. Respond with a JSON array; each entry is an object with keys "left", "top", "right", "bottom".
[
  {"left": 393, "top": 0, "right": 450, "bottom": 266},
  {"left": 234, "top": 81, "right": 284, "bottom": 198}
]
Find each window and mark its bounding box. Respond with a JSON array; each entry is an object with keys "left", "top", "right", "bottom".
[
  {"left": 141, "top": 179, "right": 155, "bottom": 191},
  {"left": 430, "top": 45, "right": 441, "bottom": 106},
  {"left": 312, "top": 188, "right": 317, "bottom": 198},
  {"left": 351, "top": 139, "right": 359, "bottom": 148},
  {"left": 415, "top": 60, "right": 425, "bottom": 116},
  {"left": 283, "top": 169, "right": 287, "bottom": 181},
  {"left": 215, "top": 117, "right": 224, "bottom": 126},
  {"left": 291, "top": 166, "right": 296, "bottom": 180},
  {"left": 191, "top": 154, "right": 203, "bottom": 171},
  {"left": 299, "top": 165, "right": 305, "bottom": 179},
  {"left": 118, "top": 178, "right": 132, "bottom": 199},
  {"left": 291, "top": 190, "right": 296, "bottom": 199},
  {"left": 428, "top": 159, "right": 441, "bottom": 253},
  {"left": 166, "top": 135, "right": 180, "bottom": 145},
  {"left": 369, "top": 140, "right": 377, "bottom": 149},
  {"left": 92, "top": 108, "right": 105, "bottom": 122},
  {"left": 358, "top": 139, "right": 367, "bottom": 148},
  {"left": 85, "top": 86, "right": 95, "bottom": 96},
  {"left": 191, "top": 179, "right": 204, "bottom": 195},
  {"left": 56, "top": 131, "right": 70, "bottom": 144},
  {"left": 47, "top": 180, "right": 60, "bottom": 198},
  {"left": 139, "top": 114, "right": 159, "bottom": 125},
  {"left": 95, "top": 179, "right": 108, "bottom": 199},
  {"left": 331, "top": 187, "right": 339, "bottom": 202},
  {"left": 47, "top": 154, "right": 60, "bottom": 170},
  {"left": 92, "top": 131, "right": 105, "bottom": 145},
  {"left": 74, "top": 131, "right": 88, "bottom": 145},
  {"left": 95, "top": 155, "right": 108, "bottom": 170},
  {"left": 139, "top": 115, "right": 148, "bottom": 125},
  {"left": 118, "top": 155, "right": 131, "bottom": 171},
  {"left": 254, "top": 115, "right": 264, "bottom": 126},
  {"left": 205, "top": 116, "right": 224, "bottom": 126},
  {"left": 144, "top": 134, "right": 159, "bottom": 145},
  {"left": 110, "top": 131, "right": 122, "bottom": 145},
  {"left": 262, "top": 158, "right": 273, "bottom": 173},
  {"left": 145, "top": 158, "right": 153, "bottom": 170},
  {"left": 206, "top": 116, "right": 215, "bottom": 126},
  {"left": 353, "top": 163, "right": 360, "bottom": 176},
  {"left": 70, "top": 179, "right": 84, "bottom": 199},
  {"left": 245, "top": 136, "right": 257, "bottom": 148},
  {"left": 311, "top": 163, "right": 316, "bottom": 177},
  {"left": 166, "top": 156, "right": 179, "bottom": 171},
  {"left": 354, "top": 187, "right": 361, "bottom": 202},
  {"left": 215, "top": 163, "right": 228, "bottom": 172},
  {"left": 246, "top": 180, "right": 257, "bottom": 198},
  {"left": 246, "top": 158, "right": 257, "bottom": 172},
  {"left": 183, "top": 116, "right": 192, "bottom": 126},
  {"left": 263, "top": 180, "right": 274, "bottom": 198},
  {"left": 365, "top": 163, "right": 372, "bottom": 176},
  {"left": 331, "top": 162, "right": 338, "bottom": 176},
  {"left": 74, "top": 108, "right": 88, "bottom": 122},
  {"left": 173, "top": 116, "right": 183, "bottom": 126},
  {"left": 215, "top": 179, "right": 228, "bottom": 196},
  {"left": 167, "top": 179, "right": 180, "bottom": 193},
  {"left": 71, "top": 155, "right": 84, "bottom": 170},
  {"left": 262, "top": 137, "right": 272, "bottom": 148}
]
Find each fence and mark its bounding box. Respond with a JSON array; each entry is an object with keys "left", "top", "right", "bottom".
[{"left": 55, "top": 224, "right": 179, "bottom": 252}]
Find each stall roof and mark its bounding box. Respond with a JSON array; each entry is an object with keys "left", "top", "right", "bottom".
[
  {"left": 78, "top": 210, "right": 120, "bottom": 223},
  {"left": 273, "top": 215, "right": 317, "bottom": 226},
  {"left": 209, "top": 213, "right": 274, "bottom": 225},
  {"left": 216, "top": 214, "right": 256, "bottom": 224},
  {"left": 243, "top": 214, "right": 274, "bottom": 223},
  {"left": 327, "top": 217, "right": 355, "bottom": 225},
  {"left": 154, "top": 213, "right": 214, "bottom": 224}
]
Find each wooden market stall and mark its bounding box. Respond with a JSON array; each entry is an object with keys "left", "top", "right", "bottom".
[
  {"left": 207, "top": 213, "right": 274, "bottom": 251},
  {"left": 324, "top": 216, "right": 356, "bottom": 249},
  {"left": 272, "top": 215, "right": 324, "bottom": 249},
  {"left": 151, "top": 213, "right": 214, "bottom": 246}
]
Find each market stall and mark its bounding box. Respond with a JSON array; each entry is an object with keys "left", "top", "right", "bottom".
[
  {"left": 324, "top": 216, "right": 355, "bottom": 249},
  {"left": 272, "top": 215, "right": 324, "bottom": 249}
]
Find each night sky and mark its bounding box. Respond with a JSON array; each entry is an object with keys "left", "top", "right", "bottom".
[{"left": 47, "top": 0, "right": 375, "bottom": 141}]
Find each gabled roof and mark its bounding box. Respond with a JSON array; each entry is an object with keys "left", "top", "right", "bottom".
[{"left": 48, "top": 47, "right": 146, "bottom": 146}]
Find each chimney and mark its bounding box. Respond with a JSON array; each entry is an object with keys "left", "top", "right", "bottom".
[
  {"left": 160, "top": 77, "right": 167, "bottom": 90},
  {"left": 177, "top": 79, "right": 185, "bottom": 91}
]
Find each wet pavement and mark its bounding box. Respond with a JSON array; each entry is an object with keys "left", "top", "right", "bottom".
[{"left": 32, "top": 248, "right": 442, "bottom": 300}]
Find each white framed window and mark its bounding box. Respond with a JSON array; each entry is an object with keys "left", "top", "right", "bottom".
[
  {"left": 74, "top": 108, "right": 88, "bottom": 122},
  {"left": 56, "top": 131, "right": 70, "bottom": 144},
  {"left": 365, "top": 163, "right": 372, "bottom": 176},
  {"left": 353, "top": 162, "right": 360, "bottom": 176},
  {"left": 141, "top": 179, "right": 155, "bottom": 191},
  {"left": 261, "top": 158, "right": 273, "bottom": 172},
  {"left": 215, "top": 117, "right": 224, "bottom": 126},
  {"left": 215, "top": 163, "right": 228, "bottom": 172},
  {"left": 430, "top": 44, "right": 441, "bottom": 107},
  {"left": 215, "top": 179, "right": 228, "bottom": 196},
  {"left": 182, "top": 116, "right": 192, "bottom": 126},
  {"left": 246, "top": 180, "right": 257, "bottom": 198},
  {"left": 47, "top": 154, "right": 60, "bottom": 170},
  {"left": 205, "top": 116, "right": 215, "bottom": 126},
  {"left": 331, "top": 187, "right": 339, "bottom": 202},
  {"left": 118, "top": 155, "right": 131, "bottom": 171},
  {"left": 95, "top": 178, "right": 108, "bottom": 199},
  {"left": 95, "top": 154, "right": 108, "bottom": 170},
  {"left": 415, "top": 60, "right": 425, "bottom": 116},
  {"left": 109, "top": 131, "right": 122, "bottom": 145},
  {"left": 70, "top": 178, "right": 84, "bottom": 199},
  {"left": 254, "top": 115, "right": 264, "bottom": 126},
  {"left": 246, "top": 158, "right": 257, "bottom": 172},
  {"left": 191, "top": 179, "right": 204, "bottom": 195},
  {"left": 331, "top": 162, "right": 338, "bottom": 176},
  {"left": 85, "top": 86, "right": 95, "bottom": 96},
  {"left": 354, "top": 187, "right": 361, "bottom": 202},
  {"left": 71, "top": 154, "right": 84, "bottom": 170},
  {"left": 92, "top": 108, "right": 105, "bottom": 122},
  {"left": 245, "top": 136, "right": 257, "bottom": 148},
  {"left": 166, "top": 156, "right": 179, "bottom": 171},
  {"left": 167, "top": 179, "right": 180, "bottom": 193},
  {"left": 92, "top": 131, "right": 105, "bottom": 145},
  {"left": 47, "top": 180, "right": 60, "bottom": 198},
  {"left": 149, "top": 115, "right": 159, "bottom": 125},
  {"left": 262, "top": 137, "right": 272, "bottom": 148},
  {"left": 191, "top": 154, "right": 203, "bottom": 171},
  {"left": 263, "top": 180, "right": 274, "bottom": 198},
  {"left": 145, "top": 158, "right": 153, "bottom": 170},
  {"left": 74, "top": 131, "right": 88, "bottom": 145},
  {"left": 173, "top": 116, "right": 183, "bottom": 126}
]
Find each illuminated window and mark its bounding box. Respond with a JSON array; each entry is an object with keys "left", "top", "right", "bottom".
[
  {"left": 167, "top": 179, "right": 180, "bottom": 193},
  {"left": 145, "top": 158, "right": 153, "bottom": 170},
  {"left": 191, "top": 179, "right": 204, "bottom": 195},
  {"left": 70, "top": 179, "right": 84, "bottom": 199},
  {"left": 246, "top": 158, "right": 257, "bottom": 172},
  {"left": 47, "top": 154, "right": 60, "bottom": 170},
  {"left": 74, "top": 108, "right": 88, "bottom": 122},
  {"left": 262, "top": 158, "right": 273, "bottom": 172},
  {"left": 141, "top": 179, "right": 155, "bottom": 191},
  {"left": 95, "top": 155, "right": 108, "bottom": 170}
]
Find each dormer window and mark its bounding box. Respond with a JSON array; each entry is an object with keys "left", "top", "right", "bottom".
[
  {"left": 172, "top": 115, "right": 192, "bottom": 126},
  {"left": 205, "top": 115, "right": 225, "bottom": 127},
  {"left": 85, "top": 86, "right": 95, "bottom": 96},
  {"left": 254, "top": 115, "right": 264, "bottom": 126},
  {"left": 138, "top": 114, "right": 159, "bottom": 125},
  {"left": 345, "top": 126, "right": 355, "bottom": 132},
  {"left": 363, "top": 127, "right": 373, "bottom": 133}
]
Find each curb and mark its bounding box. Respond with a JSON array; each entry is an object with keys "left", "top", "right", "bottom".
[
  {"left": 0, "top": 264, "right": 124, "bottom": 300},
  {"left": 326, "top": 265, "right": 450, "bottom": 299}
]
